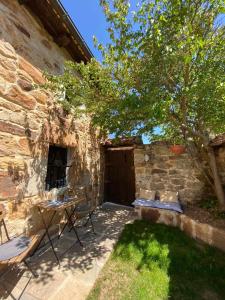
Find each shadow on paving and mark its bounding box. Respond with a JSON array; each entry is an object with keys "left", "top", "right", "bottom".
[{"left": 0, "top": 205, "right": 135, "bottom": 300}]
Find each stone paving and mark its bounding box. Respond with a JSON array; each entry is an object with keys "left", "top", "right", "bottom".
[{"left": 0, "top": 203, "right": 135, "bottom": 300}]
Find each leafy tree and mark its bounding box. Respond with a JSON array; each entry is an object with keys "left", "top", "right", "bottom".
[{"left": 46, "top": 0, "right": 225, "bottom": 208}]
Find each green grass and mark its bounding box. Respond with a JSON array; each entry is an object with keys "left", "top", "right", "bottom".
[{"left": 87, "top": 220, "right": 225, "bottom": 300}]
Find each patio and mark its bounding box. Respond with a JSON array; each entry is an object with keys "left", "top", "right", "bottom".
[{"left": 0, "top": 204, "right": 135, "bottom": 300}]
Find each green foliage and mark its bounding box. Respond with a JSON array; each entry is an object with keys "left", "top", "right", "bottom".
[
  {"left": 46, "top": 0, "right": 225, "bottom": 145},
  {"left": 88, "top": 220, "right": 225, "bottom": 300},
  {"left": 199, "top": 197, "right": 225, "bottom": 219},
  {"left": 199, "top": 197, "right": 218, "bottom": 209}
]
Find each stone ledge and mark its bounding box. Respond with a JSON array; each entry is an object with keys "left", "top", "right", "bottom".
[{"left": 135, "top": 206, "right": 225, "bottom": 252}]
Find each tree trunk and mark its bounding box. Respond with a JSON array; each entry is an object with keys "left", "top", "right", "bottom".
[{"left": 207, "top": 146, "right": 225, "bottom": 210}]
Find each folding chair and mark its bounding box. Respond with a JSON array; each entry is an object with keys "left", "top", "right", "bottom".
[
  {"left": 0, "top": 204, "right": 44, "bottom": 279},
  {"left": 68, "top": 186, "right": 98, "bottom": 234}
]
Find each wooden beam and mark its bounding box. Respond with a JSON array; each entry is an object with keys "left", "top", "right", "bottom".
[
  {"left": 18, "top": 0, "right": 30, "bottom": 5},
  {"left": 55, "top": 34, "right": 71, "bottom": 47}
]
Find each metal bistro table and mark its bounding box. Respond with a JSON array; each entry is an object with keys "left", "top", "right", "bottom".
[{"left": 35, "top": 196, "right": 84, "bottom": 264}]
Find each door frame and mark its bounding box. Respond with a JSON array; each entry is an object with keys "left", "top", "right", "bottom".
[{"left": 104, "top": 146, "right": 136, "bottom": 206}]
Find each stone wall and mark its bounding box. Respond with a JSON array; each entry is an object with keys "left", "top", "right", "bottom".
[
  {"left": 134, "top": 143, "right": 216, "bottom": 204},
  {"left": 0, "top": 0, "right": 102, "bottom": 233}
]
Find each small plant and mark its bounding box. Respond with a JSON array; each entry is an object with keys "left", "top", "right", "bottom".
[
  {"left": 199, "top": 198, "right": 225, "bottom": 220},
  {"left": 216, "top": 211, "right": 225, "bottom": 219},
  {"left": 199, "top": 198, "right": 218, "bottom": 210}
]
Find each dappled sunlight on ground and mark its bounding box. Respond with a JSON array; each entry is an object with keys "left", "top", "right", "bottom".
[{"left": 0, "top": 204, "right": 135, "bottom": 300}]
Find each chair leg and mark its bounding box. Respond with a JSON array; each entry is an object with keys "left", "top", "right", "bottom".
[
  {"left": 24, "top": 260, "right": 38, "bottom": 278},
  {"left": 65, "top": 209, "right": 83, "bottom": 247},
  {"left": 0, "top": 280, "right": 17, "bottom": 300},
  {"left": 2, "top": 219, "right": 10, "bottom": 241},
  {"left": 89, "top": 212, "right": 96, "bottom": 234}
]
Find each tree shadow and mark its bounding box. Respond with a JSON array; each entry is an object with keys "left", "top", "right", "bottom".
[
  {"left": 3, "top": 99, "right": 104, "bottom": 232},
  {"left": 0, "top": 205, "right": 133, "bottom": 299},
  {"left": 0, "top": 0, "right": 105, "bottom": 227}
]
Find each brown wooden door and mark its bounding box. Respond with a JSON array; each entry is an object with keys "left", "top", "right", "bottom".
[{"left": 104, "top": 148, "right": 135, "bottom": 206}]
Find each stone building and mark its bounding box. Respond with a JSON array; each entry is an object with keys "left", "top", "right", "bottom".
[
  {"left": 0, "top": 0, "right": 103, "bottom": 232},
  {"left": 104, "top": 139, "right": 225, "bottom": 207},
  {"left": 1, "top": 0, "right": 225, "bottom": 235}
]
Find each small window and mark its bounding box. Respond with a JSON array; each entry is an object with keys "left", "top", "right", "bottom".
[{"left": 45, "top": 145, "right": 68, "bottom": 191}]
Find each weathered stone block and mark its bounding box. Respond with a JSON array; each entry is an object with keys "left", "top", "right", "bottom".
[
  {"left": 135, "top": 167, "right": 146, "bottom": 175},
  {"left": 195, "top": 222, "right": 212, "bottom": 244},
  {"left": 41, "top": 39, "right": 52, "bottom": 50},
  {"left": 0, "top": 108, "right": 39, "bottom": 131},
  {"left": 0, "top": 157, "right": 25, "bottom": 171},
  {"left": 0, "top": 97, "right": 22, "bottom": 112},
  {"left": 134, "top": 154, "right": 144, "bottom": 164},
  {"left": 0, "top": 55, "right": 17, "bottom": 71},
  {"left": 0, "top": 171, "right": 18, "bottom": 199},
  {"left": 0, "top": 41, "right": 16, "bottom": 59},
  {"left": 17, "top": 79, "right": 33, "bottom": 91},
  {"left": 152, "top": 169, "right": 167, "bottom": 174},
  {"left": 169, "top": 169, "right": 179, "bottom": 175},
  {"left": 149, "top": 183, "right": 165, "bottom": 190},
  {"left": 141, "top": 207, "right": 160, "bottom": 223},
  {"left": 155, "top": 162, "right": 172, "bottom": 169},
  {"left": 13, "top": 21, "right": 31, "bottom": 39},
  {"left": 0, "top": 120, "right": 25, "bottom": 136},
  {"left": 18, "top": 69, "right": 33, "bottom": 83},
  {"left": 30, "top": 89, "right": 48, "bottom": 104},
  {"left": 212, "top": 228, "right": 225, "bottom": 252},
  {"left": 180, "top": 215, "right": 194, "bottom": 237},
  {"left": 152, "top": 145, "right": 170, "bottom": 155},
  {"left": 158, "top": 209, "right": 180, "bottom": 227},
  {"left": 4, "top": 85, "right": 37, "bottom": 110},
  {"left": 171, "top": 179, "right": 185, "bottom": 186},
  {"left": 0, "top": 65, "right": 16, "bottom": 83},
  {"left": 18, "top": 137, "right": 33, "bottom": 156},
  {"left": 18, "top": 56, "right": 45, "bottom": 84}
]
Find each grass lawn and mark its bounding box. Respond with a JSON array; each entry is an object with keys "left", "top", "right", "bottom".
[{"left": 87, "top": 220, "right": 225, "bottom": 300}]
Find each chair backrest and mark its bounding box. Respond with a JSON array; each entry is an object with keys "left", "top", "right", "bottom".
[
  {"left": 0, "top": 204, "right": 10, "bottom": 244},
  {"left": 0, "top": 204, "right": 5, "bottom": 222},
  {"left": 68, "top": 184, "right": 98, "bottom": 210}
]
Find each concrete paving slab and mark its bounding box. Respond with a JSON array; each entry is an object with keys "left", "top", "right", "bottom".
[{"left": 0, "top": 204, "right": 135, "bottom": 300}]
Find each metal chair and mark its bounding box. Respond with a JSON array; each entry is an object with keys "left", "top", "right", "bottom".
[
  {"left": 0, "top": 204, "right": 44, "bottom": 279},
  {"left": 68, "top": 186, "right": 97, "bottom": 235},
  {"left": 75, "top": 201, "right": 96, "bottom": 234}
]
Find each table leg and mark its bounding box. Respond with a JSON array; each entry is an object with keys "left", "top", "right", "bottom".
[
  {"left": 65, "top": 208, "right": 83, "bottom": 247},
  {"left": 89, "top": 211, "right": 96, "bottom": 234},
  {"left": 58, "top": 206, "right": 77, "bottom": 239},
  {"left": 37, "top": 208, "right": 60, "bottom": 265},
  {"left": 2, "top": 219, "right": 10, "bottom": 241}
]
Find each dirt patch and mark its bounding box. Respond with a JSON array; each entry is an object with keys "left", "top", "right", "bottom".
[
  {"left": 202, "top": 289, "right": 220, "bottom": 300},
  {"left": 184, "top": 206, "right": 225, "bottom": 231}
]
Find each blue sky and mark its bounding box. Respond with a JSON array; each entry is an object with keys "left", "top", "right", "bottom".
[
  {"left": 60, "top": 0, "right": 108, "bottom": 61},
  {"left": 60, "top": 0, "right": 139, "bottom": 60},
  {"left": 60, "top": 0, "right": 151, "bottom": 143}
]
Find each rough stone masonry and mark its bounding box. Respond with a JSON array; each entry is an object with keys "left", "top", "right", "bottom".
[
  {"left": 134, "top": 143, "right": 225, "bottom": 205},
  {"left": 0, "top": 0, "right": 103, "bottom": 233},
  {"left": 0, "top": 0, "right": 225, "bottom": 235}
]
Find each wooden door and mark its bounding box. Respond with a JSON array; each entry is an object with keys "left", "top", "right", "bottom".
[{"left": 104, "top": 147, "right": 135, "bottom": 206}]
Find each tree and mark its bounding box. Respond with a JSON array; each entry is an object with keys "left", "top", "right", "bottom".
[{"left": 46, "top": 0, "right": 225, "bottom": 208}]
